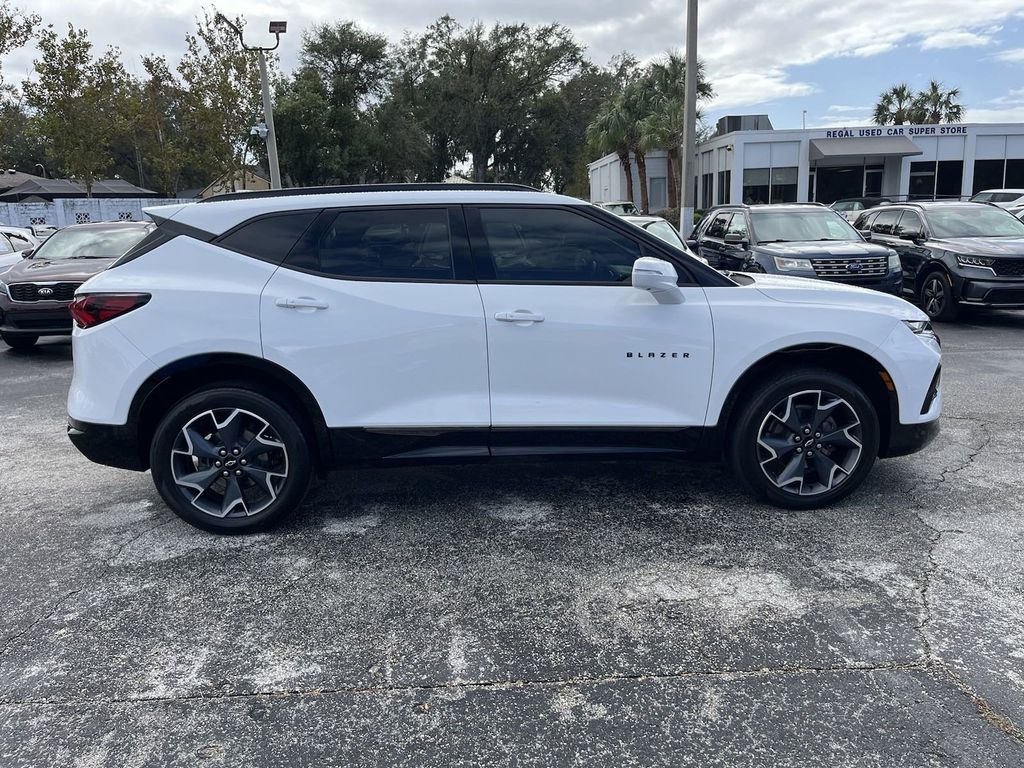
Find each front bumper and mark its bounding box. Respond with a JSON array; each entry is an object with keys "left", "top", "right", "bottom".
[
  {"left": 957, "top": 276, "right": 1024, "bottom": 308},
  {"left": 0, "top": 296, "right": 73, "bottom": 336},
  {"left": 881, "top": 417, "right": 940, "bottom": 458},
  {"left": 67, "top": 417, "right": 146, "bottom": 471}
]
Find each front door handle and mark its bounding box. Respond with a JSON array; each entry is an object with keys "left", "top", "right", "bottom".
[
  {"left": 276, "top": 296, "right": 329, "bottom": 310},
  {"left": 495, "top": 310, "right": 545, "bottom": 323}
]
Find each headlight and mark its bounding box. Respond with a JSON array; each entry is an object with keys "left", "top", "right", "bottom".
[
  {"left": 956, "top": 255, "right": 995, "bottom": 268},
  {"left": 0, "top": 279, "right": 8, "bottom": 298},
  {"left": 772, "top": 256, "right": 813, "bottom": 272},
  {"left": 904, "top": 319, "right": 938, "bottom": 343},
  {"left": 887, "top": 250, "right": 901, "bottom": 271}
]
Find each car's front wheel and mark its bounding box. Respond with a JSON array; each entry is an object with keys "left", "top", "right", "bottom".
[
  {"left": 1, "top": 333, "right": 38, "bottom": 351},
  {"left": 919, "top": 272, "right": 960, "bottom": 322},
  {"left": 150, "top": 387, "right": 313, "bottom": 533},
  {"left": 727, "top": 368, "right": 880, "bottom": 509}
]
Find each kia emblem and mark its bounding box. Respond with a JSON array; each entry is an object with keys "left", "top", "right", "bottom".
[{"left": 38, "top": 287, "right": 54, "bottom": 296}]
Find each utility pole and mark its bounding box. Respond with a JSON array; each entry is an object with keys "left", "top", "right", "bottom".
[
  {"left": 679, "top": 0, "right": 699, "bottom": 237},
  {"left": 216, "top": 15, "right": 286, "bottom": 190}
]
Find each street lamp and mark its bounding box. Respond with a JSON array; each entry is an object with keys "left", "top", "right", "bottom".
[
  {"left": 215, "top": 14, "right": 286, "bottom": 190},
  {"left": 679, "top": 0, "right": 698, "bottom": 237}
]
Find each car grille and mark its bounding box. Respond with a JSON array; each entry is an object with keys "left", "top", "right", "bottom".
[
  {"left": 992, "top": 258, "right": 1024, "bottom": 277},
  {"left": 8, "top": 282, "right": 81, "bottom": 303},
  {"left": 810, "top": 255, "right": 889, "bottom": 279},
  {"left": 985, "top": 288, "right": 1024, "bottom": 304}
]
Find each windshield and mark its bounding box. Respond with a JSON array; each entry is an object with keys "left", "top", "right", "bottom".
[
  {"left": 643, "top": 220, "right": 685, "bottom": 248},
  {"left": 602, "top": 202, "right": 638, "bottom": 215},
  {"left": 926, "top": 206, "right": 1024, "bottom": 238},
  {"left": 750, "top": 210, "right": 861, "bottom": 243},
  {"left": 31, "top": 226, "right": 149, "bottom": 260},
  {"left": 831, "top": 201, "right": 863, "bottom": 212},
  {"left": 972, "top": 192, "right": 1024, "bottom": 203}
]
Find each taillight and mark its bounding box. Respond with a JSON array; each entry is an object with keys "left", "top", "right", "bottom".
[{"left": 69, "top": 293, "right": 151, "bottom": 329}]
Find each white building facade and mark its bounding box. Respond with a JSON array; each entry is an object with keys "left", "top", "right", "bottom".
[{"left": 589, "top": 116, "right": 1024, "bottom": 210}]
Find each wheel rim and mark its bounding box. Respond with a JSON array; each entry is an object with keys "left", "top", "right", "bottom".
[
  {"left": 756, "top": 389, "right": 863, "bottom": 497},
  {"left": 170, "top": 408, "right": 289, "bottom": 518},
  {"left": 922, "top": 277, "right": 945, "bottom": 317}
]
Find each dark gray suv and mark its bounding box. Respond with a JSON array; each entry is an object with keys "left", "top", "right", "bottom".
[{"left": 691, "top": 204, "right": 902, "bottom": 294}]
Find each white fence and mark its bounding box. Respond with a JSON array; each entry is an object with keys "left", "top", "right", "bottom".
[{"left": 0, "top": 197, "right": 184, "bottom": 229}]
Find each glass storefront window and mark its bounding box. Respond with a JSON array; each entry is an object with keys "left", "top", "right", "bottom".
[
  {"left": 717, "top": 170, "right": 731, "bottom": 205},
  {"left": 936, "top": 161, "right": 963, "bottom": 199},
  {"left": 973, "top": 159, "right": 1005, "bottom": 193},
  {"left": 770, "top": 167, "right": 798, "bottom": 203},
  {"left": 1007, "top": 159, "right": 1024, "bottom": 188},
  {"left": 742, "top": 168, "right": 770, "bottom": 204},
  {"left": 909, "top": 161, "right": 936, "bottom": 200}
]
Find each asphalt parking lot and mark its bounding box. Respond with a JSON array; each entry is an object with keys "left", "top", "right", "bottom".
[{"left": 1, "top": 313, "right": 1023, "bottom": 767}]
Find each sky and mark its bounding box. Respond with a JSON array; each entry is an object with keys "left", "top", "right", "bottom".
[{"left": 5, "top": 0, "right": 1024, "bottom": 130}]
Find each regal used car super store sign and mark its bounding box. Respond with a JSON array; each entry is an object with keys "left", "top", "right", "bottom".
[{"left": 824, "top": 124, "right": 970, "bottom": 138}]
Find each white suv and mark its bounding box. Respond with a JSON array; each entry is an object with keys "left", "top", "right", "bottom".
[{"left": 66, "top": 184, "right": 942, "bottom": 533}]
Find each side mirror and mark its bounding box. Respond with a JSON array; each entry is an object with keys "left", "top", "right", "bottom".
[
  {"left": 901, "top": 230, "right": 924, "bottom": 243},
  {"left": 632, "top": 257, "right": 684, "bottom": 304},
  {"left": 723, "top": 233, "right": 747, "bottom": 248},
  {"left": 685, "top": 238, "right": 699, "bottom": 249},
  {"left": 21, "top": 248, "right": 33, "bottom": 258},
  {"left": 861, "top": 231, "right": 872, "bottom": 241}
]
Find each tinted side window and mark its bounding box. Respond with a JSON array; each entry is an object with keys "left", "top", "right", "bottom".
[
  {"left": 478, "top": 207, "right": 642, "bottom": 283},
  {"left": 705, "top": 213, "right": 732, "bottom": 239},
  {"left": 218, "top": 212, "right": 318, "bottom": 264},
  {"left": 896, "top": 211, "right": 925, "bottom": 237},
  {"left": 288, "top": 208, "right": 453, "bottom": 280},
  {"left": 871, "top": 210, "right": 901, "bottom": 235},
  {"left": 853, "top": 211, "right": 875, "bottom": 231}
]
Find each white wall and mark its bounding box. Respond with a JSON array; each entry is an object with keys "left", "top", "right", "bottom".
[{"left": 0, "top": 198, "right": 182, "bottom": 228}]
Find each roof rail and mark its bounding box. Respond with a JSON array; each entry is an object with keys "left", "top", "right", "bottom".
[{"left": 199, "top": 182, "right": 541, "bottom": 203}]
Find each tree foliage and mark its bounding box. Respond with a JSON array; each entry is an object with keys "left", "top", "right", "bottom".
[
  {"left": 873, "top": 81, "right": 964, "bottom": 125},
  {"left": 23, "top": 24, "right": 133, "bottom": 193}
]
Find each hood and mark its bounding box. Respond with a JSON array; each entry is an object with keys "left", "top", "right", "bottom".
[
  {"left": 1, "top": 256, "right": 116, "bottom": 283},
  {"left": 754, "top": 240, "right": 892, "bottom": 258},
  {"left": 743, "top": 272, "right": 926, "bottom": 321},
  {"left": 931, "top": 237, "right": 1024, "bottom": 257}
]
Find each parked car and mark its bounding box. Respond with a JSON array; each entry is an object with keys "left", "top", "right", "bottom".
[
  {"left": 690, "top": 204, "right": 902, "bottom": 295},
  {"left": 65, "top": 184, "right": 941, "bottom": 533},
  {"left": 0, "top": 221, "right": 153, "bottom": 350},
  {"left": 830, "top": 197, "right": 891, "bottom": 222},
  {"left": 594, "top": 200, "right": 640, "bottom": 216},
  {"left": 853, "top": 200, "right": 1024, "bottom": 321},
  {"left": 969, "top": 189, "right": 1024, "bottom": 215},
  {"left": 621, "top": 215, "right": 709, "bottom": 265},
  {"left": 0, "top": 232, "right": 20, "bottom": 273},
  {"left": 0, "top": 225, "right": 42, "bottom": 252}
]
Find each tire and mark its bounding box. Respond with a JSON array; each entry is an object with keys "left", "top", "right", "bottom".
[
  {"left": 2, "top": 333, "right": 38, "bottom": 351},
  {"left": 149, "top": 387, "right": 313, "bottom": 533},
  {"left": 919, "top": 271, "right": 960, "bottom": 322},
  {"left": 727, "top": 368, "right": 880, "bottom": 510}
]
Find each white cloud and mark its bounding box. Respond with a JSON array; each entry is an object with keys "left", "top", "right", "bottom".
[
  {"left": 966, "top": 106, "right": 1024, "bottom": 122},
  {"left": 993, "top": 47, "right": 1024, "bottom": 62},
  {"left": 920, "top": 29, "right": 995, "bottom": 49}
]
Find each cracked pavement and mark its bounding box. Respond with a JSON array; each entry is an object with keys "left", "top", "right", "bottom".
[{"left": 1, "top": 311, "right": 1022, "bottom": 766}]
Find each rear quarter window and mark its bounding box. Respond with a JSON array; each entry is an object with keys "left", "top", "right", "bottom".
[{"left": 217, "top": 212, "right": 319, "bottom": 264}]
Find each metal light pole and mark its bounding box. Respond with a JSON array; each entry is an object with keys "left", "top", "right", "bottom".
[
  {"left": 216, "top": 15, "right": 286, "bottom": 190},
  {"left": 679, "top": 0, "right": 699, "bottom": 237}
]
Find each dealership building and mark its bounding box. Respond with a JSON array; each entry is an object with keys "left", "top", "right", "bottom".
[{"left": 588, "top": 115, "right": 1024, "bottom": 209}]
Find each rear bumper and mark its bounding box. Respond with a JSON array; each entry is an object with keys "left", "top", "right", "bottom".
[
  {"left": 67, "top": 417, "right": 146, "bottom": 471},
  {"left": 880, "top": 418, "right": 940, "bottom": 458}
]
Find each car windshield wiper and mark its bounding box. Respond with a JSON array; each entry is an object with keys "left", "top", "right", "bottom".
[{"left": 758, "top": 238, "right": 790, "bottom": 243}]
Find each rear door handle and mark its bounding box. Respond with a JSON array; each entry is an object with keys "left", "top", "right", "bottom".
[
  {"left": 276, "top": 296, "right": 329, "bottom": 310},
  {"left": 495, "top": 310, "right": 545, "bottom": 323}
]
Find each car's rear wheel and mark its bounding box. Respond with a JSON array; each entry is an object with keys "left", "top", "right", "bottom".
[
  {"left": 727, "top": 368, "right": 880, "bottom": 509},
  {"left": 150, "top": 387, "right": 312, "bottom": 533},
  {"left": 1, "top": 333, "right": 38, "bottom": 351},
  {"left": 919, "top": 272, "right": 960, "bottom": 322}
]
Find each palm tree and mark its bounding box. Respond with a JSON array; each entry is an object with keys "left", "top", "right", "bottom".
[
  {"left": 913, "top": 80, "right": 964, "bottom": 123},
  {"left": 587, "top": 98, "right": 636, "bottom": 207},
  {"left": 638, "top": 54, "right": 712, "bottom": 210},
  {"left": 872, "top": 83, "right": 916, "bottom": 125}
]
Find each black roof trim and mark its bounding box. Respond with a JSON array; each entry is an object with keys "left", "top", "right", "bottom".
[{"left": 199, "top": 183, "right": 541, "bottom": 203}]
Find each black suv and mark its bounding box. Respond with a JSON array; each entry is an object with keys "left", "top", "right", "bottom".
[
  {"left": 853, "top": 201, "right": 1024, "bottom": 321},
  {"left": 690, "top": 204, "right": 902, "bottom": 294}
]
